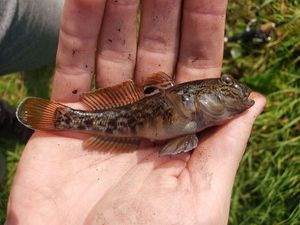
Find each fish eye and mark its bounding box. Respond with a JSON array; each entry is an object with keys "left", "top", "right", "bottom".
[{"left": 221, "top": 74, "right": 234, "bottom": 86}]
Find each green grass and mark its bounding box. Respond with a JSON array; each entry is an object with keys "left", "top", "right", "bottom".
[
  {"left": 225, "top": 0, "right": 300, "bottom": 224},
  {"left": 0, "top": 0, "right": 299, "bottom": 224}
]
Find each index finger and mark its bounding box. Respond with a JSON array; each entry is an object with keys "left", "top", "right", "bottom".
[
  {"left": 52, "top": 0, "right": 106, "bottom": 102},
  {"left": 176, "top": 0, "right": 227, "bottom": 83}
]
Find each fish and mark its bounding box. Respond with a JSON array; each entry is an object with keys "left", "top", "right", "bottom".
[{"left": 16, "top": 72, "right": 255, "bottom": 156}]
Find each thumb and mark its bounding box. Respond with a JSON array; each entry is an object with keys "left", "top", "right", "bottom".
[{"left": 186, "top": 92, "right": 266, "bottom": 219}]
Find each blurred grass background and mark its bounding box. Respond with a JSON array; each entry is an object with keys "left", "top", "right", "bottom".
[{"left": 0, "top": 0, "right": 299, "bottom": 224}]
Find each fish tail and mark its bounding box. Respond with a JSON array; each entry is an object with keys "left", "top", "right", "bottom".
[{"left": 16, "top": 97, "right": 67, "bottom": 130}]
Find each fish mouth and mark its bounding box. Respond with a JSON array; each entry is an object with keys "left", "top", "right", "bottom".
[
  {"left": 242, "top": 89, "right": 255, "bottom": 108},
  {"left": 242, "top": 97, "right": 255, "bottom": 108}
]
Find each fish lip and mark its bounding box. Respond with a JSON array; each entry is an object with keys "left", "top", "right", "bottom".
[
  {"left": 243, "top": 98, "right": 255, "bottom": 107},
  {"left": 242, "top": 90, "right": 255, "bottom": 108}
]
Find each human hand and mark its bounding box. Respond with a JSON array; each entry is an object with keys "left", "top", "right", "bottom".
[{"left": 7, "top": 0, "right": 266, "bottom": 224}]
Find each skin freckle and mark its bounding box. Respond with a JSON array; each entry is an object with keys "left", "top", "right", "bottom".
[{"left": 72, "top": 49, "right": 79, "bottom": 55}]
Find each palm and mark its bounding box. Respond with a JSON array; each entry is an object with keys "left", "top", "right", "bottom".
[
  {"left": 9, "top": 105, "right": 263, "bottom": 225},
  {"left": 7, "top": 0, "right": 265, "bottom": 224}
]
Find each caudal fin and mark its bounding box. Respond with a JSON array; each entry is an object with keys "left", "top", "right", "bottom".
[{"left": 16, "top": 97, "right": 66, "bottom": 130}]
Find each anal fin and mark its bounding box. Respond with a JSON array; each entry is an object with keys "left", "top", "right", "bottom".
[
  {"left": 83, "top": 135, "right": 141, "bottom": 153},
  {"left": 159, "top": 134, "right": 198, "bottom": 156}
]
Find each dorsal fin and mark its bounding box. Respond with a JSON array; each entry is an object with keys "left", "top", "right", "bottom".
[
  {"left": 80, "top": 80, "right": 144, "bottom": 111},
  {"left": 143, "top": 72, "right": 175, "bottom": 96}
]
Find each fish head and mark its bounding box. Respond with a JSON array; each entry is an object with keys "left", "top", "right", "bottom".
[{"left": 216, "top": 74, "right": 255, "bottom": 114}]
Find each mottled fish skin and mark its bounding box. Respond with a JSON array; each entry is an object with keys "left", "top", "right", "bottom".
[
  {"left": 53, "top": 93, "right": 178, "bottom": 140},
  {"left": 52, "top": 74, "right": 254, "bottom": 141}
]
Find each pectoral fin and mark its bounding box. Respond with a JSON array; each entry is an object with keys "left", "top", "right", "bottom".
[
  {"left": 83, "top": 135, "right": 141, "bottom": 153},
  {"left": 159, "top": 134, "right": 198, "bottom": 156}
]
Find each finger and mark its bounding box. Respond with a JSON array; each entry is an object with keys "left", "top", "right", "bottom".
[
  {"left": 96, "top": 0, "right": 139, "bottom": 88},
  {"left": 135, "top": 0, "right": 182, "bottom": 85},
  {"left": 186, "top": 93, "right": 266, "bottom": 218},
  {"left": 52, "top": 0, "right": 106, "bottom": 102},
  {"left": 176, "top": 0, "right": 227, "bottom": 83}
]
